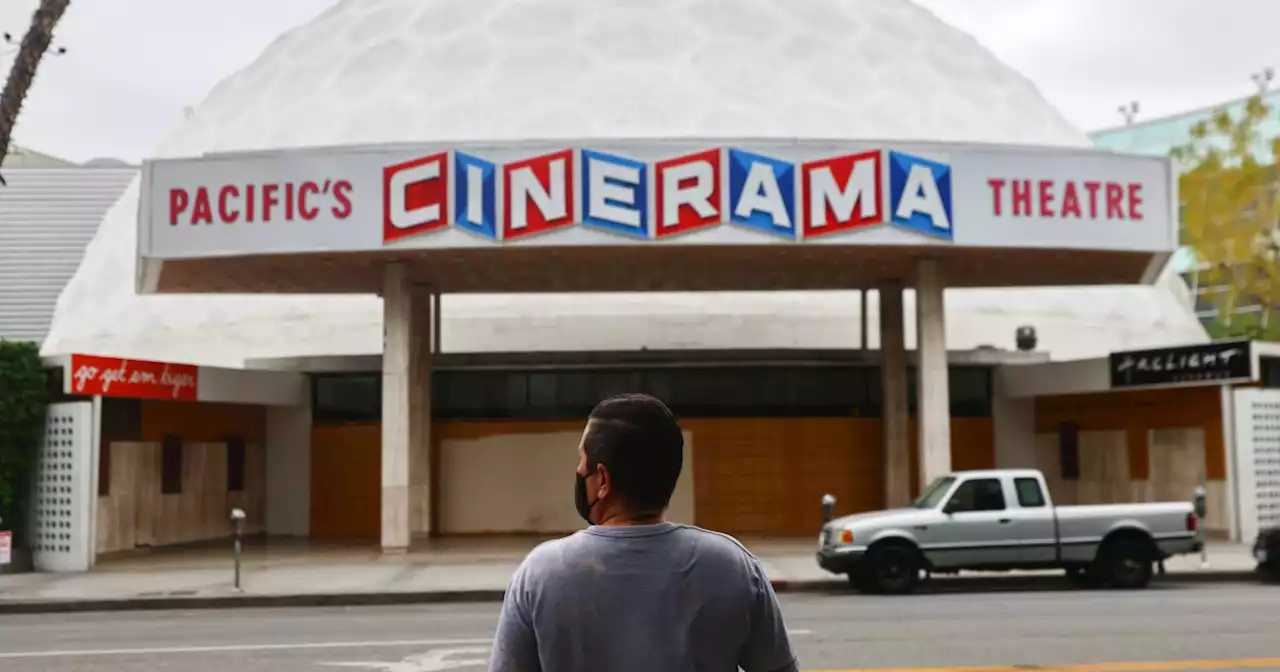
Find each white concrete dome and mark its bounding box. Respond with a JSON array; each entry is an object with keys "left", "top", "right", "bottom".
[{"left": 42, "top": 0, "right": 1205, "bottom": 366}]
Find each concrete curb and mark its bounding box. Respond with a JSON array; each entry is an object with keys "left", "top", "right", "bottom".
[
  {"left": 0, "top": 570, "right": 1264, "bottom": 615},
  {"left": 0, "top": 588, "right": 509, "bottom": 615}
]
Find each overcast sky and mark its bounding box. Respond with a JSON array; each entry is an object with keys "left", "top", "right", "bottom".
[{"left": 3, "top": 0, "right": 1278, "bottom": 163}]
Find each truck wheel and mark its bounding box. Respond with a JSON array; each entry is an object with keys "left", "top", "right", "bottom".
[
  {"left": 1098, "top": 538, "right": 1154, "bottom": 590},
  {"left": 863, "top": 544, "right": 920, "bottom": 595},
  {"left": 847, "top": 571, "right": 876, "bottom": 593},
  {"left": 1065, "top": 566, "right": 1100, "bottom": 589}
]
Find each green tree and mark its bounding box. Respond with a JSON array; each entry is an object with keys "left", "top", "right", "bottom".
[
  {"left": 0, "top": 0, "right": 71, "bottom": 186},
  {"left": 1172, "top": 94, "right": 1280, "bottom": 332},
  {"left": 0, "top": 340, "right": 49, "bottom": 547}
]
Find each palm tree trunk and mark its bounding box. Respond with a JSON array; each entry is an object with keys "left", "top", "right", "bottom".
[{"left": 0, "top": 0, "right": 71, "bottom": 185}]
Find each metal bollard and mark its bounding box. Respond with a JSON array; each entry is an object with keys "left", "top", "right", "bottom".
[
  {"left": 820, "top": 494, "right": 836, "bottom": 524},
  {"left": 230, "top": 508, "right": 246, "bottom": 591},
  {"left": 1193, "top": 486, "right": 1208, "bottom": 569}
]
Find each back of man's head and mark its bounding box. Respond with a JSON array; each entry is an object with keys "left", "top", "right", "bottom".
[{"left": 583, "top": 393, "right": 684, "bottom": 513}]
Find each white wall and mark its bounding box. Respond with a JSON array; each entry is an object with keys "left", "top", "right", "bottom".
[
  {"left": 997, "top": 358, "right": 1110, "bottom": 399},
  {"left": 992, "top": 371, "right": 1037, "bottom": 469},
  {"left": 199, "top": 368, "right": 307, "bottom": 406},
  {"left": 440, "top": 430, "right": 695, "bottom": 534},
  {"left": 266, "top": 403, "right": 312, "bottom": 536}
]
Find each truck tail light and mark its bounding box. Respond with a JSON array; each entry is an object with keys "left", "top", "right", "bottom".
[
  {"left": 840, "top": 530, "right": 854, "bottom": 544},
  {"left": 1186, "top": 512, "right": 1198, "bottom": 532}
]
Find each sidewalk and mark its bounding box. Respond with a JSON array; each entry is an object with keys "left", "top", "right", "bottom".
[{"left": 0, "top": 538, "right": 1261, "bottom": 614}]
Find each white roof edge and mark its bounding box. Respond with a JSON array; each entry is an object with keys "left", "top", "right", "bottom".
[{"left": 149, "top": 136, "right": 1167, "bottom": 164}]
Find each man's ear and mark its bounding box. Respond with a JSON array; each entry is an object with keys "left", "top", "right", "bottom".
[{"left": 596, "top": 463, "right": 612, "bottom": 497}]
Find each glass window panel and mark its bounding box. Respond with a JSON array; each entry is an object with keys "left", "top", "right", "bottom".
[
  {"left": 314, "top": 375, "right": 380, "bottom": 421},
  {"left": 556, "top": 372, "right": 593, "bottom": 412},
  {"left": 503, "top": 373, "right": 528, "bottom": 413},
  {"left": 528, "top": 372, "right": 558, "bottom": 408},
  {"left": 643, "top": 370, "right": 674, "bottom": 403},
  {"left": 591, "top": 370, "right": 645, "bottom": 403}
]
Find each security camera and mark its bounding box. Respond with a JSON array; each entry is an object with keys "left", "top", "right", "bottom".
[{"left": 1015, "top": 325, "right": 1037, "bottom": 352}]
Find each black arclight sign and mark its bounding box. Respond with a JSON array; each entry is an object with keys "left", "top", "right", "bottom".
[{"left": 1109, "top": 339, "right": 1253, "bottom": 389}]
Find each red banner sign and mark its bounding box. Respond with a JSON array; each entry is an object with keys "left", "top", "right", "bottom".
[{"left": 69, "top": 354, "right": 199, "bottom": 401}]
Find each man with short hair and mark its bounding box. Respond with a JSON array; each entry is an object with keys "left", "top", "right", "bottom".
[{"left": 488, "top": 393, "right": 798, "bottom": 672}]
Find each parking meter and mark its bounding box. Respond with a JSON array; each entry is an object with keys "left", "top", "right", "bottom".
[
  {"left": 1193, "top": 486, "right": 1208, "bottom": 568},
  {"left": 230, "top": 508, "right": 246, "bottom": 591},
  {"left": 821, "top": 494, "right": 836, "bottom": 524}
]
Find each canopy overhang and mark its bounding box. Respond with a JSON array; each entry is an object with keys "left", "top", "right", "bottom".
[{"left": 141, "top": 246, "right": 1167, "bottom": 294}]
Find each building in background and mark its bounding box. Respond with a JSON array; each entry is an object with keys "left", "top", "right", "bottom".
[
  {"left": 0, "top": 145, "right": 135, "bottom": 342},
  {"left": 1092, "top": 89, "right": 1280, "bottom": 336},
  {"left": 41, "top": 0, "right": 1280, "bottom": 576}
]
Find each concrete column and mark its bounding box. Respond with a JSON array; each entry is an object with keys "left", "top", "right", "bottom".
[
  {"left": 879, "top": 283, "right": 911, "bottom": 508},
  {"left": 381, "top": 263, "right": 428, "bottom": 553},
  {"left": 915, "top": 258, "right": 952, "bottom": 486},
  {"left": 266, "top": 396, "right": 313, "bottom": 537},
  {"left": 992, "top": 369, "right": 1036, "bottom": 470},
  {"left": 408, "top": 292, "right": 435, "bottom": 538},
  {"left": 859, "top": 290, "right": 869, "bottom": 350}
]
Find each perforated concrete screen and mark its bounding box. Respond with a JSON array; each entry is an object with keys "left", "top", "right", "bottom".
[
  {"left": 32, "top": 402, "right": 95, "bottom": 573},
  {"left": 1233, "top": 389, "right": 1280, "bottom": 542}
]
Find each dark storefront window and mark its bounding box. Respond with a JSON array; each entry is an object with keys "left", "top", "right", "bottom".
[
  {"left": 871, "top": 366, "right": 993, "bottom": 418},
  {"left": 948, "top": 367, "right": 994, "bottom": 417},
  {"left": 313, "top": 365, "right": 993, "bottom": 423},
  {"left": 1261, "top": 357, "right": 1280, "bottom": 388},
  {"left": 312, "top": 374, "right": 380, "bottom": 423}
]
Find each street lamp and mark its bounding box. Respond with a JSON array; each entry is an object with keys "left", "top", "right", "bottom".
[
  {"left": 1252, "top": 67, "right": 1274, "bottom": 93},
  {"left": 1117, "top": 101, "right": 1140, "bottom": 125}
]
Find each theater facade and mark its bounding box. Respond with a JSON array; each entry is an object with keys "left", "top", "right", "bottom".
[{"left": 38, "top": 0, "right": 1276, "bottom": 575}]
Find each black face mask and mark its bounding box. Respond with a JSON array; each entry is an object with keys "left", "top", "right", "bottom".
[{"left": 575, "top": 472, "right": 596, "bottom": 525}]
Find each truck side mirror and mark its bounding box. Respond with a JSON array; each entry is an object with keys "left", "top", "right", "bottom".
[{"left": 820, "top": 494, "right": 836, "bottom": 523}]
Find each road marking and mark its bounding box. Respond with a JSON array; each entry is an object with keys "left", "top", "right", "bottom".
[
  {"left": 0, "top": 638, "right": 493, "bottom": 660},
  {"left": 806, "top": 659, "right": 1280, "bottom": 672},
  {"left": 0, "top": 628, "right": 814, "bottom": 660},
  {"left": 321, "top": 646, "right": 491, "bottom": 671}
]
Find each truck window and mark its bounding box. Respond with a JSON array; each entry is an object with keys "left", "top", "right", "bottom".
[
  {"left": 1014, "top": 477, "right": 1047, "bottom": 508},
  {"left": 913, "top": 476, "right": 956, "bottom": 509},
  {"left": 1013, "top": 476, "right": 1044, "bottom": 509},
  {"left": 945, "top": 478, "right": 1005, "bottom": 512}
]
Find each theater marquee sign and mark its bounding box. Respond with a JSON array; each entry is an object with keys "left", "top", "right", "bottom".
[
  {"left": 138, "top": 140, "right": 1175, "bottom": 260},
  {"left": 1109, "top": 340, "right": 1254, "bottom": 389}
]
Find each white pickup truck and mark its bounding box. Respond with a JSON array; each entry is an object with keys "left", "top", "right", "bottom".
[{"left": 816, "top": 469, "right": 1203, "bottom": 594}]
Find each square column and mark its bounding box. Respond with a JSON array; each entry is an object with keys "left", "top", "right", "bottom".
[
  {"left": 879, "top": 283, "right": 911, "bottom": 508},
  {"left": 408, "top": 292, "right": 436, "bottom": 538},
  {"left": 381, "top": 263, "right": 431, "bottom": 553},
  {"left": 915, "top": 258, "right": 952, "bottom": 486}
]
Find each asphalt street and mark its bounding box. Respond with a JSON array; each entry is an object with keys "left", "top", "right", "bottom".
[{"left": 1, "top": 582, "right": 1278, "bottom": 672}]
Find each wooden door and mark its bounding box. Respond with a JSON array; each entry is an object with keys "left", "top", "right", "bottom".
[
  {"left": 689, "top": 418, "right": 881, "bottom": 536},
  {"left": 310, "top": 423, "right": 381, "bottom": 540}
]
